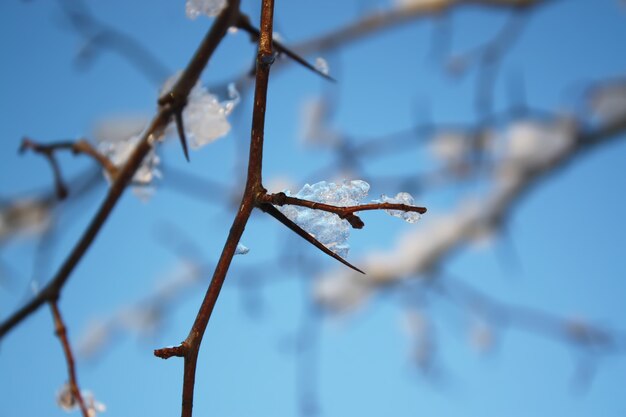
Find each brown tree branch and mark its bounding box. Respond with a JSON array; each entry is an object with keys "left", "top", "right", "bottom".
[
  {"left": 263, "top": 192, "right": 427, "bottom": 226},
  {"left": 154, "top": 2, "right": 273, "bottom": 417},
  {"left": 50, "top": 301, "right": 90, "bottom": 417}
]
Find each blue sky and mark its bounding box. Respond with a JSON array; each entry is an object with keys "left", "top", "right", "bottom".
[{"left": 1, "top": 1, "right": 625, "bottom": 417}]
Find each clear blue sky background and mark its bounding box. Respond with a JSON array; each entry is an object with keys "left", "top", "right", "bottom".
[{"left": 1, "top": 1, "right": 625, "bottom": 417}]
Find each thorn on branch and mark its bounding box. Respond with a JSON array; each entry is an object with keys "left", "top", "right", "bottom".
[
  {"left": 175, "top": 111, "right": 191, "bottom": 162},
  {"left": 259, "top": 202, "right": 365, "bottom": 274},
  {"left": 236, "top": 13, "right": 337, "bottom": 82}
]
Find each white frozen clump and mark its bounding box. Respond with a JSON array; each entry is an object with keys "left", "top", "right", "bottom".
[
  {"left": 235, "top": 243, "right": 249, "bottom": 255},
  {"left": 314, "top": 57, "right": 330, "bottom": 76},
  {"left": 57, "top": 383, "right": 106, "bottom": 417},
  {"left": 429, "top": 131, "right": 467, "bottom": 163},
  {"left": 93, "top": 116, "right": 160, "bottom": 187},
  {"left": 97, "top": 134, "right": 161, "bottom": 186},
  {"left": 503, "top": 119, "right": 575, "bottom": 167},
  {"left": 375, "top": 192, "right": 421, "bottom": 223},
  {"left": 161, "top": 73, "right": 239, "bottom": 149},
  {"left": 185, "top": 0, "right": 227, "bottom": 19},
  {"left": 279, "top": 180, "right": 370, "bottom": 258}
]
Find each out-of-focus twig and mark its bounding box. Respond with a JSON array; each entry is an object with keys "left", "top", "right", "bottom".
[{"left": 50, "top": 301, "right": 90, "bottom": 417}]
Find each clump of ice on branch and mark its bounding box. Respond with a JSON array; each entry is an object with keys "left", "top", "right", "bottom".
[
  {"left": 235, "top": 243, "right": 249, "bottom": 255},
  {"left": 279, "top": 180, "right": 370, "bottom": 258},
  {"left": 161, "top": 73, "right": 239, "bottom": 149},
  {"left": 96, "top": 133, "right": 160, "bottom": 186},
  {"left": 93, "top": 115, "right": 160, "bottom": 187},
  {"left": 374, "top": 192, "right": 421, "bottom": 223}
]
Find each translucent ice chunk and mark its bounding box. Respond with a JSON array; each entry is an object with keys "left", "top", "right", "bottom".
[
  {"left": 279, "top": 180, "right": 370, "bottom": 258},
  {"left": 161, "top": 73, "right": 240, "bottom": 149},
  {"left": 235, "top": 243, "right": 249, "bottom": 255},
  {"left": 376, "top": 192, "right": 422, "bottom": 223},
  {"left": 185, "top": 0, "right": 227, "bottom": 19},
  {"left": 183, "top": 82, "right": 239, "bottom": 149}
]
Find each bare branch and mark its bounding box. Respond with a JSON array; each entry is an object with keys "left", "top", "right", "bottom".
[{"left": 50, "top": 301, "right": 90, "bottom": 417}]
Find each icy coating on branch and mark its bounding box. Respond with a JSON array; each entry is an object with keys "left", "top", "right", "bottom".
[
  {"left": 161, "top": 73, "right": 239, "bottom": 149},
  {"left": 279, "top": 180, "right": 370, "bottom": 258},
  {"left": 374, "top": 192, "right": 422, "bottom": 223},
  {"left": 185, "top": 0, "right": 227, "bottom": 19}
]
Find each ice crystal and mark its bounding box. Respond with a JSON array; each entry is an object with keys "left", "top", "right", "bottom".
[
  {"left": 161, "top": 73, "right": 239, "bottom": 149},
  {"left": 375, "top": 192, "right": 421, "bottom": 223},
  {"left": 314, "top": 57, "right": 329, "bottom": 76},
  {"left": 57, "top": 383, "right": 106, "bottom": 417},
  {"left": 235, "top": 243, "right": 249, "bottom": 255},
  {"left": 279, "top": 180, "right": 370, "bottom": 258},
  {"left": 185, "top": 0, "right": 227, "bottom": 19}
]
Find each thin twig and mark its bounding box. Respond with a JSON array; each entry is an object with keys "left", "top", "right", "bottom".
[
  {"left": 264, "top": 192, "right": 427, "bottom": 225},
  {"left": 50, "top": 301, "right": 90, "bottom": 417},
  {"left": 20, "top": 138, "right": 119, "bottom": 188}
]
